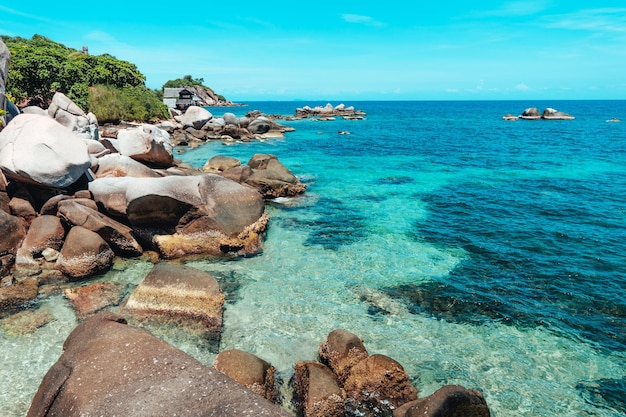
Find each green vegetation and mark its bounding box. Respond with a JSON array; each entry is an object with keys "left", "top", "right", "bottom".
[{"left": 1, "top": 34, "right": 168, "bottom": 122}]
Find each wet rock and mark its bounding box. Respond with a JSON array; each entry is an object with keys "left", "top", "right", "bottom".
[
  {"left": 55, "top": 226, "right": 114, "bottom": 279},
  {"left": 0, "top": 114, "right": 92, "bottom": 188},
  {"left": 319, "top": 328, "right": 369, "bottom": 384},
  {"left": 57, "top": 200, "right": 143, "bottom": 257},
  {"left": 293, "top": 361, "right": 345, "bottom": 417},
  {"left": 26, "top": 311, "right": 291, "bottom": 417},
  {"left": 0, "top": 308, "right": 54, "bottom": 335},
  {"left": 343, "top": 354, "right": 418, "bottom": 415},
  {"left": 245, "top": 154, "right": 307, "bottom": 198},
  {"left": 89, "top": 174, "right": 267, "bottom": 258},
  {"left": 0, "top": 277, "right": 38, "bottom": 310},
  {"left": 395, "top": 385, "right": 491, "bottom": 417},
  {"left": 214, "top": 349, "right": 277, "bottom": 402},
  {"left": 64, "top": 281, "right": 125, "bottom": 319},
  {"left": 123, "top": 263, "right": 224, "bottom": 338}
]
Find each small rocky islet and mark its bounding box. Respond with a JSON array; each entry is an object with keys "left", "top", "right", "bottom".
[
  {"left": 502, "top": 107, "right": 575, "bottom": 120},
  {"left": 0, "top": 46, "right": 490, "bottom": 417}
]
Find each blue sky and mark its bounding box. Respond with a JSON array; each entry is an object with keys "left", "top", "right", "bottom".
[{"left": 1, "top": 1, "right": 625, "bottom": 101}]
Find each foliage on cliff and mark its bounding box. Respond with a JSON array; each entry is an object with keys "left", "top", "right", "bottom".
[{"left": 1, "top": 34, "right": 168, "bottom": 122}]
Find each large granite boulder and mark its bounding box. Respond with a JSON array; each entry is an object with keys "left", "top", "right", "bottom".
[
  {"left": 520, "top": 107, "right": 541, "bottom": 120},
  {"left": 124, "top": 263, "right": 224, "bottom": 338},
  {"left": 181, "top": 106, "right": 213, "bottom": 129},
  {"left": 92, "top": 153, "right": 162, "bottom": 179},
  {"left": 293, "top": 361, "right": 346, "bottom": 417},
  {"left": 26, "top": 312, "right": 292, "bottom": 417},
  {"left": 0, "top": 113, "right": 92, "bottom": 188},
  {"left": 245, "top": 154, "right": 307, "bottom": 198},
  {"left": 214, "top": 349, "right": 277, "bottom": 402},
  {"left": 0, "top": 39, "right": 9, "bottom": 129},
  {"left": 117, "top": 124, "right": 173, "bottom": 168},
  {"left": 319, "top": 328, "right": 369, "bottom": 384},
  {"left": 395, "top": 385, "right": 491, "bottom": 417},
  {"left": 542, "top": 107, "right": 575, "bottom": 120},
  {"left": 343, "top": 354, "right": 418, "bottom": 415},
  {"left": 57, "top": 200, "right": 143, "bottom": 257},
  {"left": 55, "top": 226, "right": 114, "bottom": 278},
  {"left": 48, "top": 92, "right": 99, "bottom": 140},
  {"left": 88, "top": 174, "right": 267, "bottom": 258}
]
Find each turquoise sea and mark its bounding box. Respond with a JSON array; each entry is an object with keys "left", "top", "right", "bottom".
[{"left": 1, "top": 100, "right": 625, "bottom": 416}]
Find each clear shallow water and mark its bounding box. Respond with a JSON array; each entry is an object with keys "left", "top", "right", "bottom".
[{"left": 1, "top": 101, "right": 625, "bottom": 416}]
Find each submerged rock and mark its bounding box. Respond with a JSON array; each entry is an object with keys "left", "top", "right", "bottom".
[
  {"left": 123, "top": 263, "right": 224, "bottom": 338},
  {"left": 64, "top": 281, "right": 125, "bottom": 319}
]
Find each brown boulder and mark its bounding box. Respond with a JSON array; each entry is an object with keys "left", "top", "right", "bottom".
[
  {"left": 343, "top": 354, "right": 418, "bottom": 415},
  {"left": 319, "top": 328, "right": 369, "bottom": 384},
  {"left": 123, "top": 263, "right": 224, "bottom": 338},
  {"left": 293, "top": 361, "right": 345, "bottom": 417},
  {"left": 9, "top": 196, "right": 37, "bottom": 225},
  {"left": 395, "top": 385, "right": 490, "bottom": 417},
  {"left": 64, "top": 281, "right": 125, "bottom": 319},
  {"left": 57, "top": 199, "right": 143, "bottom": 257},
  {"left": 20, "top": 215, "right": 65, "bottom": 256},
  {"left": 26, "top": 312, "right": 292, "bottom": 417},
  {"left": 245, "top": 154, "right": 306, "bottom": 198},
  {"left": 55, "top": 226, "right": 114, "bottom": 279},
  {"left": 202, "top": 155, "right": 241, "bottom": 173},
  {"left": 214, "top": 349, "right": 277, "bottom": 402},
  {"left": 0, "top": 208, "right": 26, "bottom": 256}
]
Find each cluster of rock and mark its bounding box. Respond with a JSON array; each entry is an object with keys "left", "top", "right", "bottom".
[
  {"left": 502, "top": 107, "right": 575, "bottom": 121},
  {"left": 292, "top": 103, "right": 366, "bottom": 120},
  {"left": 0, "top": 91, "right": 306, "bottom": 310},
  {"left": 25, "top": 290, "right": 491, "bottom": 417},
  {"left": 142, "top": 106, "right": 295, "bottom": 148}
]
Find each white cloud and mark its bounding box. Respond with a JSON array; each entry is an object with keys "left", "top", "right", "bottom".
[
  {"left": 341, "top": 14, "right": 385, "bottom": 28},
  {"left": 515, "top": 83, "right": 530, "bottom": 91},
  {"left": 543, "top": 8, "right": 626, "bottom": 33}
]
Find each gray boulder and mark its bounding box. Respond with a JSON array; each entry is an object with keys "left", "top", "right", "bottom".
[
  {"left": 223, "top": 112, "right": 238, "bottom": 125},
  {"left": 48, "top": 92, "right": 99, "bottom": 140},
  {"left": 92, "top": 153, "right": 162, "bottom": 179},
  {"left": 26, "top": 312, "right": 291, "bottom": 417},
  {"left": 88, "top": 174, "right": 268, "bottom": 258},
  {"left": 181, "top": 106, "right": 213, "bottom": 129},
  {"left": 0, "top": 113, "right": 92, "bottom": 188},
  {"left": 248, "top": 117, "right": 272, "bottom": 134},
  {"left": 117, "top": 124, "right": 173, "bottom": 168}
]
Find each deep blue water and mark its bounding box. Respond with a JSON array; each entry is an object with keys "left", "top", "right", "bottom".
[{"left": 178, "top": 100, "right": 626, "bottom": 416}]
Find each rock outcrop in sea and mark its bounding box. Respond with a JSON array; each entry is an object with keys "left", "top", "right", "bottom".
[{"left": 502, "top": 107, "right": 575, "bottom": 120}]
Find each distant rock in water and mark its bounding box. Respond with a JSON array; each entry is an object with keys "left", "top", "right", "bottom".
[
  {"left": 508, "top": 107, "right": 574, "bottom": 121},
  {"left": 292, "top": 103, "right": 366, "bottom": 120}
]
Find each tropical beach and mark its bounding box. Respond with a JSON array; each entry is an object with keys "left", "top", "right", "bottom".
[{"left": 1, "top": 2, "right": 626, "bottom": 417}]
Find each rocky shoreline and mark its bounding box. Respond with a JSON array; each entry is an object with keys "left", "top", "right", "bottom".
[{"left": 1, "top": 40, "right": 490, "bottom": 415}]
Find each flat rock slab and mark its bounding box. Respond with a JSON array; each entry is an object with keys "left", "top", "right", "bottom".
[
  {"left": 26, "top": 312, "right": 291, "bottom": 417},
  {"left": 123, "top": 263, "right": 224, "bottom": 338}
]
